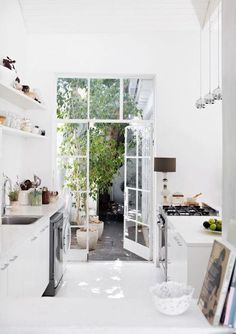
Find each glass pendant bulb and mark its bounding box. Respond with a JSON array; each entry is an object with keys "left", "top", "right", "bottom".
[
  {"left": 204, "top": 91, "right": 215, "bottom": 104},
  {"left": 213, "top": 86, "right": 222, "bottom": 101},
  {"left": 195, "top": 97, "right": 206, "bottom": 109}
]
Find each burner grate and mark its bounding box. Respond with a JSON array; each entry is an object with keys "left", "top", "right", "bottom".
[{"left": 163, "top": 204, "right": 218, "bottom": 216}]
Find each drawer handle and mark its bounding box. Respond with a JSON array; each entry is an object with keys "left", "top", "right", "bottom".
[
  {"left": 9, "top": 255, "right": 18, "bottom": 262},
  {"left": 1, "top": 263, "right": 9, "bottom": 270},
  {"left": 31, "top": 236, "right": 38, "bottom": 241}
]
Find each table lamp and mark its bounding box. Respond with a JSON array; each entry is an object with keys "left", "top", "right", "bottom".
[{"left": 154, "top": 157, "right": 176, "bottom": 204}]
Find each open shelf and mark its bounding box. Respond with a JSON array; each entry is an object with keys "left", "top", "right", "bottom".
[
  {"left": 0, "top": 82, "right": 46, "bottom": 111},
  {"left": 0, "top": 125, "right": 48, "bottom": 139}
]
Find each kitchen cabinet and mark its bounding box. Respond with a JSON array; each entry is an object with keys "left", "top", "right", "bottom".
[
  {"left": 23, "top": 218, "right": 49, "bottom": 297},
  {"left": 7, "top": 246, "right": 26, "bottom": 298},
  {"left": 1, "top": 217, "right": 50, "bottom": 298},
  {"left": 166, "top": 217, "right": 221, "bottom": 298},
  {"left": 167, "top": 229, "right": 187, "bottom": 283},
  {"left": 38, "top": 223, "right": 50, "bottom": 294},
  {"left": 0, "top": 260, "right": 8, "bottom": 298}
]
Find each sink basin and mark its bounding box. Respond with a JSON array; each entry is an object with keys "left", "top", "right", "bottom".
[{"left": 1, "top": 216, "right": 42, "bottom": 225}]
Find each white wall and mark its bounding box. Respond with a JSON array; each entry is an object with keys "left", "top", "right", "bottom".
[
  {"left": 26, "top": 31, "right": 222, "bottom": 207},
  {"left": 0, "top": 0, "right": 27, "bottom": 77},
  {"left": 222, "top": 0, "right": 236, "bottom": 245},
  {"left": 0, "top": 0, "right": 28, "bottom": 184},
  {"left": 0, "top": 0, "right": 52, "bottom": 190}
]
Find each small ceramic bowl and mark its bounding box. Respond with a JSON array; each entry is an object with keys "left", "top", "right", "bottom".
[
  {"left": 0, "top": 115, "right": 6, "bottom": 124},
  {"left": 150, "top": 281, "right": 194, "bottom": 316}
]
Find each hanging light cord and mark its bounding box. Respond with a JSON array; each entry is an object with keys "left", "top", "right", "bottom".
[
  {"left": 209, "top": 16, "right": 211, "bottom": 93},
  {"left": 217, "top": 4, "right": 220, "bottom": 88},
  {"left": 200, "top": 29, "right": 202, "bottom": 97}
]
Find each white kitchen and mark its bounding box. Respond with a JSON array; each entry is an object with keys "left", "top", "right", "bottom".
[{"left": 0, "top": 0, "right": 236, "bottom": 333}]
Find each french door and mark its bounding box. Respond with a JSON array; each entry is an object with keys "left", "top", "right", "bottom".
[{"left": 124, "top": 125, "right": 153, "bottom": 260}]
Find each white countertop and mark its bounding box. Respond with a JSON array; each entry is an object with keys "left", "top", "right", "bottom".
[
  {"left": 168, "top": 216, "right": 222, "bottom": 247},
  {"left": 0, "top": 298, "right": 231, "bottom": 334},
  {"left": 3, "top": 198, "right": 65, "bottom": 218},
  {"left": 0, "top": 199, "right": 64, "bottom": 259}
]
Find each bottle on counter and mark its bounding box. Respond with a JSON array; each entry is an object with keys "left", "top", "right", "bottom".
[{"left": 42, "top": 187, "right": 50, "bottom": 205}]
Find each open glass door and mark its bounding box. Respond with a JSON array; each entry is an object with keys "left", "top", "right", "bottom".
[{"left": 124, "top": 125, "right": 153, "bottom": 260}]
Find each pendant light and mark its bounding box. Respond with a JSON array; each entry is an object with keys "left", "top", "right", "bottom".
[
  {"left": 195, "top": 29, "right": 206, "bottom": 109},
  {"left": 213, "top": 4, "right": 222, "bottom": 101},
  {"left": 204, "top": 13, "right": 215, "bottom": 105}
]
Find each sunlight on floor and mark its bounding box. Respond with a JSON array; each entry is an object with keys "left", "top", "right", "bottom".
[{"left": 56, "top": 260, "right": 161, "bottom": 300}]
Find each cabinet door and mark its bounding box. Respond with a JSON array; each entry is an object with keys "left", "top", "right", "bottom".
[
  {"left": 0, "top": 261, "right": 8, "bottom": 298},
  {"left": 38, "top": 222, "right": 49, "bottom": 295},
  {"left": 167, "top": 229, "right": 187, "bottom": 282},
  {"left": 23, "top": 234, "right": 41, "bottom": 297},
  {"left": 7, "top": 248, "right": 26, "bottom": 298}
]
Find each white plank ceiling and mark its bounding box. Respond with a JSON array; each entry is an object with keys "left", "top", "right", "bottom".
[{"left": 18, "top": 0, "right": 219, "bottom": 34}]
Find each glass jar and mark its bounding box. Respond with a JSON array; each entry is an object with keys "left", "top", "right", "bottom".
[{"left": 29, "top": 189, "right": 42, "bottom": 206}]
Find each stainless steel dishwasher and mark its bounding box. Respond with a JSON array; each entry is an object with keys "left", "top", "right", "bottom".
[{"left": 43, "top": 211, "right": 64, "bottom": 296}]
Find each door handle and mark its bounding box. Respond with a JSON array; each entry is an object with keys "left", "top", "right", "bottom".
[{"left": 9, "top": 255, "right": 18, "bottom": 262}]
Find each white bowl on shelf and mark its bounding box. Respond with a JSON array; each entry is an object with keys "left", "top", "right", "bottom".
[{"left": 150, "top": 281, "right": 194, "bottom": 316}]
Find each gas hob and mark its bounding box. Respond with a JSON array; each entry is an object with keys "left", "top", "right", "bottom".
[{"left": 162, "top": 204, "right": 219, "bottom": 216}]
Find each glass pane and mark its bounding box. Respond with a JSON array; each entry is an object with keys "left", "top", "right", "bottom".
[
  {"left": 123, "top": 79, "right": 142, "bottom": 120},
  {"left": 127, "top": 189, "right": 136, "bottom": 220},
  {"left": 70, "top": 192, "right": 88, "bottom": 250},
  {"left": 123, "top": 79, "right": 153, "bottom": 120},
  {"left": 90, "top": 79, "right": 120, "bottom": 119},
  {"left": 137, "top": 191, "right": 142, "bottom": 223},
  {"left": 126, "top": 158, "right": 136, "bottom": 188},
  {"left": 57, "top": 123, "right": 87, "bottom": 156},
  {"left": 89, "top": 123, "right": 125, "bottom": 197},
  {"left": 126, "top": 128, "right": 136, "bottom": 156},
  {"left": 57, "top": 78, "right": 88, "bottom": 119},
  {"left": 125, "top": 220, "right": 136, "bottom": 242},
  {"left": 138, "top": 127, "right": 151, "bottom": 156},
  {"left": 138, "top": 190, "right": 150, "bottom": 225},
  {"left": 138, "top": 158, "right": 151, "bottom": 191},
  {"left": 137, "top": 224, "right": 149, "bottom": 247},
  {"left": 57, "top": 157, "right": 87, "bottom": 191}
]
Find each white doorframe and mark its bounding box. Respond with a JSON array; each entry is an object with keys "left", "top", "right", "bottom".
[{"left": 54, "top": 75, "right": 156, "bottom": 262}]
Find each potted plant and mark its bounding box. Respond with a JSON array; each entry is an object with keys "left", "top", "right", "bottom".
[
  {"left": 8, "top": 190, "right": 19, "bottom": 210},
  {"left": 76, "top": 227, "right": 98, "bottom": 250},
  {"left": 89, "top": 215, "right": 104, "bottom": 240}
]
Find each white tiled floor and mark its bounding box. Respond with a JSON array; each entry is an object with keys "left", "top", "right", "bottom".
[{"left": 57, "top": 260, "right": 160, "bottom": 299}]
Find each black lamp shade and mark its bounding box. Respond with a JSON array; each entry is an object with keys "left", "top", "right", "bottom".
[{"left": 154, "top": 157, "right": 176, "bottom": 173}]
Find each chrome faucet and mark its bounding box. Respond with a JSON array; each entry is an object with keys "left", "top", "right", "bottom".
[{"left": 2, "top": 175, "right": 12, "bottom": 216}]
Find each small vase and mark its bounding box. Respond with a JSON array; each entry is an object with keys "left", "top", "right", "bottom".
[{"left": 10, "top": 201, "right": 19, "bottom": 211}]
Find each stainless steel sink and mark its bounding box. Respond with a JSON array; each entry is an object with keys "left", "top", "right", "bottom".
[{"left": 1, "top": 216, "right": 42, "bottom": 225}]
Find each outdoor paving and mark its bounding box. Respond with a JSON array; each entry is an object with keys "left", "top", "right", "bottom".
[{"left": 71, "top": 215, "right": 144, "bottom": 261}]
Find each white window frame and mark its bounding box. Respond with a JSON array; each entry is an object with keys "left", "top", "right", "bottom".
[{"left": 53, "top": 74, "right": 156, "bottom": 261}]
